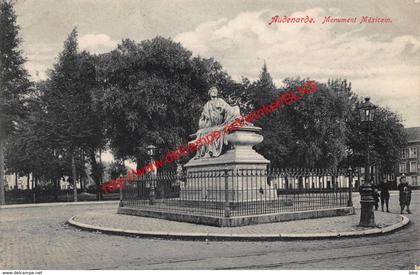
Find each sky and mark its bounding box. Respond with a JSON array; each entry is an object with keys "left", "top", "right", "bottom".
[{"left": 14, "top": 0, "right": 420, "bottom": 131}]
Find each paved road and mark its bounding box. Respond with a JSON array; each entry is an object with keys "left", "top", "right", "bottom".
[{"left": 0, "top": 191, "right": 419, "bottom": 270}]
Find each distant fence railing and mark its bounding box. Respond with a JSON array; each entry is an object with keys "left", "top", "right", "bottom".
[
  {"left": 4, "top": 189, "right": 119, "bottom": 204},
  {"left": 121, "top": 168, "right": 353, "bottom": 217}
]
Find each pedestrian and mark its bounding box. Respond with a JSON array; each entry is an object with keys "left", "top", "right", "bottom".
[
  {"left": 398, "top": 174, "right": 412, "bottom": 214},
  {"left": 379, "top": 176, "right": 390, "bottom": 212},
  {"left": 373, "top": 184, "right": 380, "bottom": 211}
]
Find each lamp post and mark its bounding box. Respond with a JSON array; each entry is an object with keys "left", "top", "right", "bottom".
[
  {"left": 57, "top": 153, "right": 63, "bottom": 202},
  {"left": 147, "top": 145, "right": 157, "bottom": 205},
  {"left": 345, "top": 148, "right": 354, "bottom": 207},
  {"left": 358, "top": 97, "right": 377, "bottom": 227},
  {"left": 347, "top": 166, "right": 353, "bottom": 207}
]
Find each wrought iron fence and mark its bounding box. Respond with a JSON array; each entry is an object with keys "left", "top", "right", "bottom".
[
  {"left": 4, "top": 189, "right": 119, "bottom": 204},
  {"left": 121, "top": 168, "right": 353, "bottom": 217}
]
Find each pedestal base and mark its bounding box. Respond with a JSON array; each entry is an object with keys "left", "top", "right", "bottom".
[
  {"left": 182, "top": 125, "right": 272, "bottom": 202},
  {"left": 359, "top": 203, "right": 375, "bottom": 227},
  {"left": 180, "top": 161, "right": 277, "bottom": 201}
]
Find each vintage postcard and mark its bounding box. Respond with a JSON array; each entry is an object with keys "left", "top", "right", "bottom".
[{"left": 0, "top": 0, "right": 419, "bottom": 273}]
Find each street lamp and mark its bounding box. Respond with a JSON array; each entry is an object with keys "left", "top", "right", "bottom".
[
  {"left": 146, "top": 145, "right": 157, "bottom": 205},
  {"left": 146, "top": 145, "right": 157, "bottom": 158},
  {"left": 345, "top": 148, "right": 354, "bottom": 207},
  {"left": 347, "top": 166, "right": 353, "bottom": 207},
  {"left": 359, "top": 97, "right": 377, "bottom": 181},
  {"left": 358, "top": 97, "right": 377, "bottom": 227}
]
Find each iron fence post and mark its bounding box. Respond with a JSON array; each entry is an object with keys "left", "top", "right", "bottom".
[
  {"left": 348, "top": 168, "right": 353, "bottom": 207},
  {"left": 359, "top": 181, "right": 375, "bottom": 227},
  {"left": 224, "top": 169, "right": 231, "bottom": 217},
  {"left": 119, "top": 181, "right": 123, "bottom": 207},
  {"left": 149, "top": 176, "right": 156, "bottom": 205}
]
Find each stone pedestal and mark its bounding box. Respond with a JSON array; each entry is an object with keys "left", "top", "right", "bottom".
[
  {"left": 181, "top": 125, "right": 272, "bottom": 202},
  {"left": 359, "top": 183, "right": 376, "bottom": 227}
]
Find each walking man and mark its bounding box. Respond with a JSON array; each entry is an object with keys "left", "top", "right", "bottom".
[
  {"left": 379, "top": 176, "right": 390, "bottom": 212},
  {"left": 398, "top": 174, "right": 412, "bottom": 214},
  {"left": 373, "top": 184, "right": 380, "bottom": 211}
]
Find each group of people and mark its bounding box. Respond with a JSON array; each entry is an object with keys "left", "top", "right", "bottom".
[{"left": 371, "top": 174, "right": 412, "bottom": 214}]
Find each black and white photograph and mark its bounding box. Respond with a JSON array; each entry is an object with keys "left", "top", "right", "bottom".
[{"left": 0, "top": 0, "right": 419, "bottom": 273}]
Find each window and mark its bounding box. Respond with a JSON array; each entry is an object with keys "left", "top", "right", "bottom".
[
  {"left": 400, "top": 149, "right": 407, "bottom": 159},
  {"left": 399, "top": 162, "right": 407, "bottom": 173},
  {"left": 412, "top": 176, "right": 418, "bottom": 185},
  {"left": 410, "top": 161, "right": 418, "bottom": 173},
  {"left": 384, "top": 174, "right": 395, "bottom": 180},
  {"left": 409, "top": 147, "right": 418, "bottom": 158}
]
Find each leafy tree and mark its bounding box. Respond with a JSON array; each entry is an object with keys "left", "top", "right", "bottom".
[
  {"left": 247, "top": 62, "right": 277, "bottom": 108},
  {"left": 5, "top": 82, "right": 91, "bottom": 201},
  {"left": 240, "top": 63, "right": 292, "bottom": 167},
  {"left": 280, "top": 79, "right": 353, "bottom": 169},
  {"left": 108, "top": 160, "right": 128, "bottom": 180},
  {"left": 41, "top": 28, "right": 105, "bottom": 201},
  {"left": 252, "top": 76, "right": 354, "bottom": 169},
  {"left": 0, "top": 0, "right": 32, "bottom": 204},
  {"left": 99, "top": 37, "right": 237, "bottom": 168},
  {"left": 370, "top": 108, "right": 407, "bottom": 176},
  {"left": 5, "top": 96, "right": 56, "bottom": 183},
  {"left": 345, "top": 98, "right": 407, "bottom": 178}
]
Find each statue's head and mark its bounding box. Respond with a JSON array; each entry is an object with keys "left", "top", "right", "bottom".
[{"left": 208, "top": 87, "right": 218, "bottom": 98}]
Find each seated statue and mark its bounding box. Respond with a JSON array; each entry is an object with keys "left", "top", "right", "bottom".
[{"left": 193, "top": 87, "right": 242, "bottom": 159}]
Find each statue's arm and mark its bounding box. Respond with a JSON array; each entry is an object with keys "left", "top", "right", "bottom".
[
  {"left": 199, "top": 115, "right": 208, "bottom": 128},
  {"left": 199, "top": 105, "right": 211, "bottom": 128}
]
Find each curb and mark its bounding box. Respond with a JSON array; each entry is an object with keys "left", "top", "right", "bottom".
[
  {"left": 67, "top": 214, "right": 410, "bottom": 241},
  {"left": 0, "top": 200, "right": 119, "bottom": 209}
]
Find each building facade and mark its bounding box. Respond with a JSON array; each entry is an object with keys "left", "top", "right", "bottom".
[{"left": 397, "top": 127, "right": 420, "bottom": 186}]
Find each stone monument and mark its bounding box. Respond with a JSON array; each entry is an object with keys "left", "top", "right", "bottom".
[
  {"left": 181, "top": 87, "right": 272, "bottom": 202},
  {"left": 118, "top": 86, "right": 354, "bottom": 227}
]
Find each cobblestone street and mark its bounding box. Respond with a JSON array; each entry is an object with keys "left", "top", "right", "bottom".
[{"left": 1, "top": 191, "right": 419, "bottom": 270}]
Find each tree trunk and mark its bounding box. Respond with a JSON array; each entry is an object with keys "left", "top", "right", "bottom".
[
  {"left": 33, "top": 176, "right": 38, "bottom": 203},
  {"left": 72, "top": 152, "right": 78, "bottom": 202},
  {"left": 0, "top": 138, "right": 5, "bottom": 205},
  {"left": 120, "top": 158, "right": 125, "bottom": 201},
  {"left": 88, "top": 149, "right": 102, "bottom": 201},
  {"left": 54, "top": 178, "right": 58, "bottom": 201},
  {"left": 15, "top": 172, "right": 18, "bottom": 190},
  {"left": 27, "top": 174, "right": 30, "bottom": 201},
  {"left": 82, "top": 152, "right": 86, "bottom": 192},
  {"left": 80, "top": 175, "right": 84, "bottom": 192},
  {"left": 136, "top": 157, "right": 142, "bottom": 171},
  {"left": 31, "top": 174, "right": 35, "bottom": 203}
]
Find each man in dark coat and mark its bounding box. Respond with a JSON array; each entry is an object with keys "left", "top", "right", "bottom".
[
  {"left": 398, "top": 174, "right": 412, "bottom": 214},
  {"left": 373, "top": 184, "right": 380, "bottom": 211},
  {"left": 379, "top": 176, "right": 390, "bottom": 212}
]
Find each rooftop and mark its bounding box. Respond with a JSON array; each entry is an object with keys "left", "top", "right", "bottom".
[{"left": 406, "top": 127, "right": 420, "bottom": 142}]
